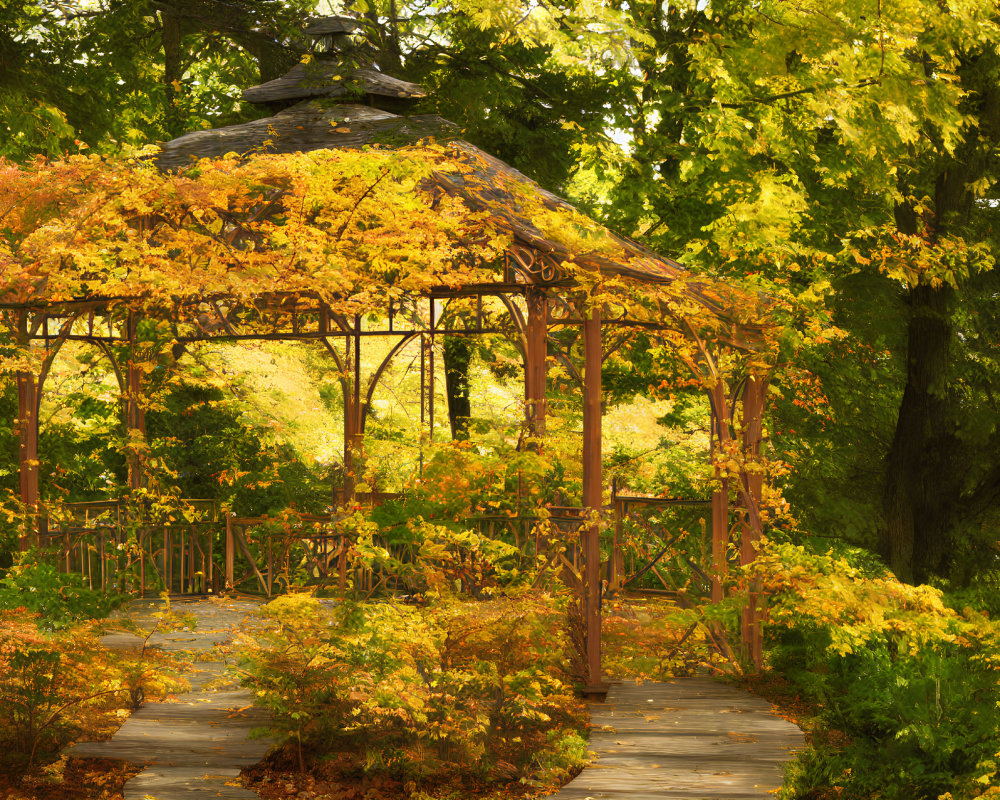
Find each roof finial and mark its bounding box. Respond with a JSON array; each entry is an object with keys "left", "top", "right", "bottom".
[{"left": 242, "top": 9, "right": 425, "bottom": 113}]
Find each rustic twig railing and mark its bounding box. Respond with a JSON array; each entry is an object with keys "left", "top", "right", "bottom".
[
  {"left": 36, "top": 499, "right": 223, "bottom": 595},
  {"left": 37, "top": 488, "right": 722, "bottom": 607}
]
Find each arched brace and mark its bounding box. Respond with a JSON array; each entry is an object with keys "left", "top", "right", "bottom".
[
  {"left": 319, "top": 336, "right": 347, "bottom": 372},
  {"left": 550, "top": 347, "right": 582, "bottom": 386},
  {"left": 11, "top": 312, "right": 80, "bottom": 548},
  {"left": 523, "top": 287, "right": 549, "bottom": 442},
  {"left": 318, "top": 308, "right": 353, "bottom": 393},
  {"left": 728, "top": 373, "right": 750, "bottom": 430},
  {"left": 494, "top": 292, "right": 528, "bottom": 359},
  {"left": 34, "top": 316, "right": 78, "bottom": 415},
  {"left": 88, "top": 322, "right": 147, "bottom": 416},
  {"left": 599, "top": 329, "right": 636, "bottom": 365},
  {"left": 360, "top": 333, "right": 419, "bottom": 433},
  {"left": 91, "top": 340, "right": 127, "bottom": 403},
  {"left": 492, "top": 289, "right": 552, "bottom": 443},
  {"left": 319, "top": 310, "right": 365, "bottom": 505}
]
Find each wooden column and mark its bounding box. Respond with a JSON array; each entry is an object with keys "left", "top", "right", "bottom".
[
  {"left": 582, "top": 305, "right": 603, "bottom": 690},
  {"left": 125, "top": 362, "right": 147, "bottom": 492},
  {"left": 709, "top": 381, "right": 730, "bottom": 605},
  {"left": 225, "top": 513, "right": 235, "bottom": 590},
  {"left": 524, "top": 287, "right": 548, "bottom": 442},
  {"left": 16, "top": 369, "right": 39, "bottom": 551},
  {"left": 125, "top": 315, "right": 147, "bottom": 493},
  {"left": 342, "top": 319, "right": 365, "bottom": 507},
  {"left": 739, "top": 375, "right": 767, "bottom": 669}
]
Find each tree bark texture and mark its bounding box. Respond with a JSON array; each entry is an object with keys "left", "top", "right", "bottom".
[{"left": 882, "top": 283, "right": 961, "bottom": 582}]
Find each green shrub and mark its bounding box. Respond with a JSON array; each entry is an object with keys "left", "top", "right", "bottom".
[
  {"left": 0, "top": 556, "right": 119, "bottom": 628},
  {"left": 754, "top": 541, "right": 1000, "bottom": 800}
]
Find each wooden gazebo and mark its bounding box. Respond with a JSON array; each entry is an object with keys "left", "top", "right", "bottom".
[{"left": 0, "top": 15, "right": 777, "bottom": 679}]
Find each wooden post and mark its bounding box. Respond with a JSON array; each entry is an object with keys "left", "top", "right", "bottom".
[
  {"left": 739, "top": 375, "right": 767, "bottom": 669},
  {"left": 16, "top": 369, "right": 39, "bottom": 551},
  {"left": 524, "top": 287, "right": 548, "bottom": 442},
  {"left": 125, "top": 362, "right": 147, "bottom": 492},
  {"left": 125, "top": 315, "right": 147, "bottom": 493},
  {"left": 342, "top": 319, "right": 365, "bottom": 506},
  {"left": 225, "top": 513, "right": 235, "bottom": 591},
  {"left": 343, "top": 387, "right": 356, "bottom": 506},
  {"left": 582, "top": 304, "right": 604, "bottom": 691},
  {"left": 709, "top": 381, "right": 730, "bottom": 605}
]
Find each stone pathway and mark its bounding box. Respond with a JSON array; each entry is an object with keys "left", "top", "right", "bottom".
[
  {"left": 64, "top": 596, "right": 276, "bottom": 800},
  {"left": 549, "top": 678, "right": 805, "bottom": 800}
]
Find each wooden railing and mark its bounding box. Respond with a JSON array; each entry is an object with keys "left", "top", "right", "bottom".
[
  {"left": 37, "top": 489, "right": 715, "bottom": 600},
  {"left": 611, "top": 491, "right": 713, "bottom": 601},
  {"left": 37, "top": 499, "right": 223, "bottom": 595}
]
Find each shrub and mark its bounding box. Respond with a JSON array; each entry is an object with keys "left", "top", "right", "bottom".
[
  {"left": 356, "top": 517, "right": 522, "bottom": 597},
  {"left": 0, "top": 556, "right": 119, "bottom": 628},
  {"left": 0, "top": 608, "right": 182, "bottom": 770},
  {"left": 236, "top": 590, "right": 586, "bottom": 788},
  {"left": 753, "top": 541, "right": 1000, "bottom": 800}
]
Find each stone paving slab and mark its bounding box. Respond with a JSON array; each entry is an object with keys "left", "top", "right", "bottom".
[
  {"left": 547, "top": 678, "right": 805, "bottom": 800},
  {"left": 64, "top": 596, "right": 277, "bottom": 800}
]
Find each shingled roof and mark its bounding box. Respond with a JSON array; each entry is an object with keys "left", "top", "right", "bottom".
[
  {"left": 157, "top": 102, "right": 453, "bottom": 166},
  {"left": 155, "top": 101, "right": 694, "bottom": 287}
]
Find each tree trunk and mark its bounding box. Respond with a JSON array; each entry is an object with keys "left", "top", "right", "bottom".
[
  {"left": 159, "top": 8, "right": 183, "bottom": 135},
  {"left": 442, "top": 336, "right": 472, "bottom": 440},
  {"left": 882, "top": 283, "right": 959, "bottom": 582}
]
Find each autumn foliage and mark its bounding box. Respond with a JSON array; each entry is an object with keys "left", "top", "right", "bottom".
[
  {"left": 752, "top": 541, "right": 1000, "bottom": 799},
  {"left": 237, "top": 591, "right": 586, "bottom": 794},
  {"left": 0, "top": 147, "right": 511, "bottom": 321}
]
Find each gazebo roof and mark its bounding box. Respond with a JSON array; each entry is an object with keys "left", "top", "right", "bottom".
[
  {"left": 155, "top": 100, "right": 736, "bottom": 319},
  {"left": 156, "top": 11, "right": 701, "bottom": 294},
  {"left": 1, "top": 13, "right": 769, "bottom": 346}
]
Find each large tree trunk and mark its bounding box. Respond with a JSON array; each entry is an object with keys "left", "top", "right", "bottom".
[
  {"left": 882, "top": 283, "right": 960, "bottom": 582},
  {"left": 159, "top": 8, "right": 184, "bottom": 135},
  {"left": 442, "top": 336, "right": 472, "bottom": 440}
]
